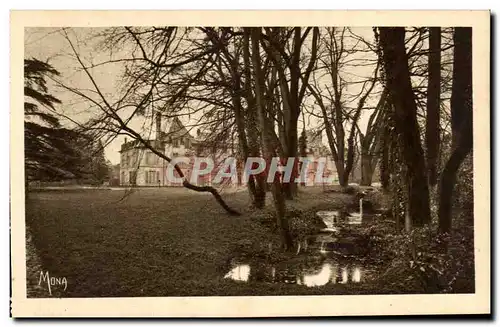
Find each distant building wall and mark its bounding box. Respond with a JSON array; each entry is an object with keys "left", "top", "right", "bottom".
[
  {"left": 119, "top": 139, "right": 243, "bottom": 187},
  {"left": 119, "top": 125, "right": 343, "bottom": 187}
]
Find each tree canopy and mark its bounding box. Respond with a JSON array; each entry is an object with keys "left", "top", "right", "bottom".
[{"left": 24, "top": 58, "right": 109, "bottom": 183}]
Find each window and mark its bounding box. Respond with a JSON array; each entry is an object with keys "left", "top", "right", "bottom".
[
  {"left": 128, "top": 154, "right": 134, "bottom": 167},
  {"left": 146, "top": 151, "right": 155, "bottom": 166},
  {"left": 145, "top": 170, "right": 159, "bottom": 184},
  {"left": 129, "top": 171, "right": 136, "bottom": 185}
]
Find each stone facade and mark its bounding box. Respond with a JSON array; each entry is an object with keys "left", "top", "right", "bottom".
[
  {"left": 119, "top": 116, "right": 340, "bottom": 187},
  {"left": 119, "top": 116, "right": 236, "bottom": 187}
]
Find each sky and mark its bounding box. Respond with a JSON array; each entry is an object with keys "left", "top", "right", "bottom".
[
  {"left": 24, "top": 27, "right": 379, "bottom": 165},
  {"left": 25, "top": 27, "right": 152, "bottom": 164}
]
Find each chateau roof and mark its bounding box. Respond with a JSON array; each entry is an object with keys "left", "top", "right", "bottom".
[
  {"left": 119, "top": 139, "right": 165, "bottom": 153},
  {"left": 120, "top": 117, "right": 197, "bottom": 152},
  {"left": 159, "top": 117, "right": 195, "bottom": 142}
]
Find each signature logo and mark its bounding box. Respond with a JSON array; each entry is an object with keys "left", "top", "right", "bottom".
[{"left": 38, "top": 271, "right": 67, "bottom": 296}]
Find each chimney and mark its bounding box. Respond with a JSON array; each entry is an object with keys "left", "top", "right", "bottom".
[
  {"left": 155, "top": 111, "right": 162, "bottom": 141},
  {"left": 124, "top": 137, "right": 127, "bottom": 144}
]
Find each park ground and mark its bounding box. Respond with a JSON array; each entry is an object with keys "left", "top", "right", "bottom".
[{"left": 25, "top": 185, "right": 473, "bottom": 297}]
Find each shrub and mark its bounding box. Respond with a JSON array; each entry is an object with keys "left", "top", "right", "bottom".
[{"left": 378, "top": 217, "right": 474, "bottom": 293}]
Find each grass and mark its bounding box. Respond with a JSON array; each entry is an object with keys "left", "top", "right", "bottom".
[{"left": 26, "top": 186, "right": 404, "bottom": 297}]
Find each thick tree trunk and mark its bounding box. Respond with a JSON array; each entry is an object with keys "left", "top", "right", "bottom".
[
  {"left": 438, "top": 27, "right": 473, "bottom": 234},
  {"left": 282, "top": 28, "right": 302, "bottom": 199},
  {"left": 438, "top": 142, "right": 471, "bottom": 233},
  {"left": 243, "top": 30, "right": 266, "bottom": 208},
  {"left": 425, "top": 27, "right": 442, "bottom": 187},
  {"left": 450, "top": 28, "right": 473, "bottom": 150},
  {"left": 335, "top": 104, "right": 346, "bottom": 188},
  {"left": 335, "top": 161, "right": 347, "bottom": 187},
  {"left": 380, "top": 124, "right": 391, "bottom": 190},
  {"left": 250, "top": 27, "right": 293, "bottom": 250},
  {"left": 379, "top": 27, "right": 431, "bottom": 227},
  {"left": 283, "top": 138, "right": 299, "bottom": 200},
  {"left": 231, "top": 72, "right": 261, "bottom": 206},
  {"left": 360, "top": 153, "right": 374, "bottom": 186},
  {"left": 299, "top": 128, "right": 307, "bottom": 186},
  {"left": 342, "top": 134, "right": 357, "bottom": 186}
]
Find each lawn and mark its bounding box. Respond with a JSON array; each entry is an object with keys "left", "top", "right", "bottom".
[{"left": 26, "top": 186, "right": 399, "bottom": 297}]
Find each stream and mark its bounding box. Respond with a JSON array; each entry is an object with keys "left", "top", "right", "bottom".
[{"left": 224, "top": 205, "right": 385, "bottom": 288}]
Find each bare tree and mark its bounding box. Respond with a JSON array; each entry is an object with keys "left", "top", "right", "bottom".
[
  {"left": 249, "top": 27, "right": 293, "bottom": 250},
  {"left": 379, "top": 27, "right": 431, "bottom": 228},
  {"left": 357, "top": 88, "right": 388, "bottom": 186},
  {"left": 193, "top": 27, "right": 270, "bottom": 208},
  {"left": 242, "top": 29, "right": 269, "bottom": 208},
  {"left": 439, "top": 27, "right": 473, "bottom": 234},
  {"left": 57, "top": 28, "right": 241, "bottom": 216},
  {"left": 425, "top": 27, "right": 442, "bottom": 187},
  {"left": 260, "top": 27, "right": 319, "bottom": 199},
  {"left": 308, "top": 27, "right": 380, "bottom": 187}
]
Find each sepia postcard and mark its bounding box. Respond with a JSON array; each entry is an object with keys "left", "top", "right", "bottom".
[{"left": 11, "top": 10, "right": 490, "bottom": 317}]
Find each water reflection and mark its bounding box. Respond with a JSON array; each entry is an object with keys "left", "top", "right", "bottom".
[
  {"left": 316, "top": 210, "right": 364, "bottom": 227},
  {"left": 352, "top": 267, "right": 361, "bottom": 282},
  {"left": 341, "top": 267, "right": 349, "bottom": 284},
  {"left": 316, "top": 211, "right": 340, "bottom": 228},
  {"left": 224, "top": 264, "right": 250, "bottom": 282},
  {"left": 346, "top": 213, "right": 363, "bottom": 225},
  {"left": 223, "top": 207, "right": 381, "bottom": 288},
  {"left": 299, "top": 263, "right": 332, "bottom": 287},
  {"left": 224, "top": 259, "right": 367, "bottom": 288},
  {"left": 305, "top": 231, "right": 368, "bottom": 257}
]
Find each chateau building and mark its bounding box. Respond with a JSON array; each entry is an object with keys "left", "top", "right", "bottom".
[
  {"left": 119, "top": 115, "right": 236, "bottom": 187},
  {"left": 119, "top": 114, "right": 339, "bottom": 187}
]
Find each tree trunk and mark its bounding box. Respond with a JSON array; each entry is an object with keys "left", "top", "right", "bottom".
[
  {"left": 438, "top": 142, "right": 471, "bottom": 233},
  {"left": 438, "top": 27, "right": 473, "bottom": 234},
  {"left": 243, "top": 30, "right": 266, "bottom": 208},
  {"left": 281, "top": 28, "right": 302, "bottom": 199},
  {"left": 231, "top": 69, "right": 261, "bottom": 206},
  {"left": 379, "top": 27, "right": 431, "bottom": 227},
  {"left": 299, "top": 128, "right": 307, "bottom": 186},
  {"left": 250, "top": 27, "right": 293, "bottom": 250},
  {"left": 282, "top": 146, "right": 298, "bottom": 198},
  {"left": 380, "top": 123, "right": 391, "bottom": 190},
  {"left": 342, "top": 133, "right": 357, "bottom": 186},
  {"left": 334, "top": 103, "right": 346, "bottom": 188},
  {"left": 360, "top": 153, "right": 374, "bottom": 186},
  {"left": 335, "top": 161, "right": 347, "bottom": 187},
  {"left": 263, "top": 27, "right": 318, "bottom": 200},
  {"left": 425, "top": 27, "right": 442, "bottom": 187},
  {"left": 450, "top": 28, "right": 473, "bottom": 150}
]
